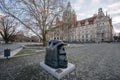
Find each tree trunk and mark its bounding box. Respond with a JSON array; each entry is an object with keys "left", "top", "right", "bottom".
[
  {"left": 5, "top": 39, "right": 9, "bottom": 44},
  {"left": 42, "top": 33, "right": 47, "bottom": 46}
]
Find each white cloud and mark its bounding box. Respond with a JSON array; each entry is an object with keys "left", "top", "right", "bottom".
[
  {"left": 104, "top": 1, "right": 120, "bottom": 24},
  {"left": 109, "top": 10, "right": 120, "bottom": 15},
  {"left": 72, "top": 0, "right": 84, "bottom": 11},
  {"left": 113, "top": 23, "right": 120, "bottom": 33},
  {"left": 107, "top": 1, "right": 120, "bottom": 11},
  {"left": 0, "top": 13, "right": 5, "bottom": 17},
  {"left": 91, "top": 0, "right": 100, "bottom": 5},
  {"left": 113, "top": 26, "right": 120, "bottom": 33},
  {"left": 77, "top": 13, "right": 86, "bottom": 20},
  {"left": 112, "top": 16, "right": 120, "bottom": 24},
  {"left": 78, "top": 13, "right": 85, "bottom": 16}
]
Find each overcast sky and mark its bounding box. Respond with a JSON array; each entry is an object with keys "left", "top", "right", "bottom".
[
  {"left": 66, "top": 0, "right": 120, "bottom": 33},
  {"left": 0, "top": 0, "right": 120, "bottom": 33}
]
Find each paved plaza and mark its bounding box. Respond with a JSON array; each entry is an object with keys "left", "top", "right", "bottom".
[{"left": 0, "top": 43, "right": 120, "bottom": 80}]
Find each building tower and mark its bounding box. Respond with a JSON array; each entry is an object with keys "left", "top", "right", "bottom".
[
  {"left": 62, "top": 1, "right": 77, "bottom": 41},
  {"left": 63, "top": 1, "right": 76, "bottom": 26},
  {"left": 95, "top": 8, "right": 113, "bottom": 42}
]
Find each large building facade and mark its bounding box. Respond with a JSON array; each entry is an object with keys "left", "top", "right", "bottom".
[{"left": 47, "top": 2, "right": 113, "bottom": 43}]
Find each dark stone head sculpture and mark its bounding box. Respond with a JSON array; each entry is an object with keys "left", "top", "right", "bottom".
[{"left": 45, "top": 40, "right": 68, "bottom": 69}]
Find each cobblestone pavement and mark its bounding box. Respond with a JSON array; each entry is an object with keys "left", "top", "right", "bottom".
[{"left": 0, "top": 43, "right": 120, "bottom": 80}]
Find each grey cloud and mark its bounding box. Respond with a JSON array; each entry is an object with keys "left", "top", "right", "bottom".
[{"left": 111, "top": 13, "right": 120, "bottom": 17}]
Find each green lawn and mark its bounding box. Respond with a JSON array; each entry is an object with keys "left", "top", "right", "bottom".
[
  {"left": 16, "top": 48, "right": 45, "bottom": 56},
  {"left": 16, "top": 49, "right": 35, "bottom": 55}
]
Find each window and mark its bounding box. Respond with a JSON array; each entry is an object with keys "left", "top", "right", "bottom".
[
  {"left": 89, "top": 21, "right": 93, "bottom": 24},
  {"left": 86, "top": 34, "right": 88, "bottom": 38},
  {"left": 102, "top": 33, "right": 104, "bottom": 37},
  {"left": 86, "top": 39, "right": 88, "bottom": 41},
  {"left": 82, "top": 39, "right": 84, "bottom": 42},
  {"left": 82, "top": 35, "right": 84, "bottom": 38},
  {"left": 90, "top": 35, "right": 92, "bottom": 38},
  {"left": 81, "top": 23, "right": 85, "bottom": 26}
]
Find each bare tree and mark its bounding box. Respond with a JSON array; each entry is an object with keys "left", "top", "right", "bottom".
[
  {"left": 0, "top": 0, "right": 65, "bottom": 46},
  {"left": 0, "top": 15, "right": 17, "bottom": 44}
]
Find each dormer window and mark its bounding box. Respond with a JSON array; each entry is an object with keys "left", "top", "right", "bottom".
[
  {"left": 81, "top": 23, "right": 85, "bottom": 26},
  {"left": 89, "top": 21, "right": 93, "bottom": 24}
]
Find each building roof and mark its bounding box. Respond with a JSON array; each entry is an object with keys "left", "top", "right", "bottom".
[
  {"left": 64, "top": 1, "right": 74, "bottom": 14},
  {"left": 78, "top": 16, "right": 97, "bottom": 24}
]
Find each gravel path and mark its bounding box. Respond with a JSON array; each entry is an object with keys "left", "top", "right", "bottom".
[{"left": 0, "top": 43, "right": 120, "bottom": 80}]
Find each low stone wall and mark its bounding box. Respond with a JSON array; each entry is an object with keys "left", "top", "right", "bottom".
[{"left": 0, "top": 47, "right": 23, "bottom": 59}]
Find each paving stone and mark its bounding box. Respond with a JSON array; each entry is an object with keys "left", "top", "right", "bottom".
[{"left": 0, "top": 43, "right": 120, "bottom": 80}]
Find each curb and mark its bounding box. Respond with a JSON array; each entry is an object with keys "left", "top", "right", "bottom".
[{"left": 0, "top": 49, "right": 45, "bottom": 60}]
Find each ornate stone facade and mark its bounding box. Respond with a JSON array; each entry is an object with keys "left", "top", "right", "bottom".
[{"left": 47, "top": 2, "right": 113, "bottom": 43}]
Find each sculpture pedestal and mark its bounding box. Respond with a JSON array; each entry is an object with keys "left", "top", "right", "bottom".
[{"left": 40, "top": 61, "right": 75, "bottom": 80}]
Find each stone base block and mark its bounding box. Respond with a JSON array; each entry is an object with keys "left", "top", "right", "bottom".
[{"left": 40, "top": 61, "right": 75, "bottom": 80}]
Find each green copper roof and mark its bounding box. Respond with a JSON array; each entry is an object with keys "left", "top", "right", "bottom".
[{"left": 67, "top": 7, "right": 73, "bottom": 13}]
